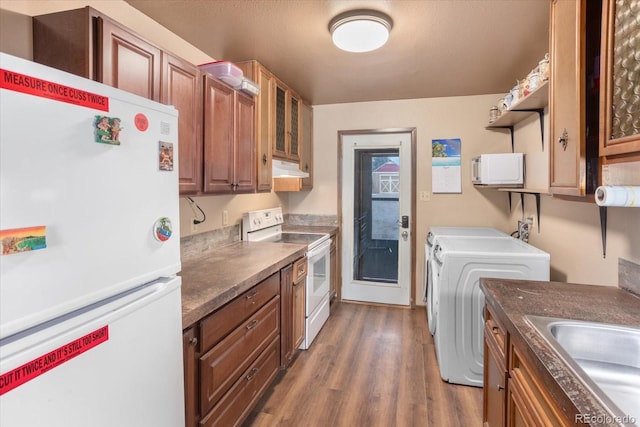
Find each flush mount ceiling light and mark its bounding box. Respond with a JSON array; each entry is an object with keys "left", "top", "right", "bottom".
[{"left": 329, "top": 9, "right": 393, "bottom": 53}]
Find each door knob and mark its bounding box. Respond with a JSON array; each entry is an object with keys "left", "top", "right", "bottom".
[{"left": 401, "top": 230, "right": 409, "bottom": 240}]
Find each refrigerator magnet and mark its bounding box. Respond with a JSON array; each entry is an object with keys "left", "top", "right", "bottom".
[
  {"left": 0, "top": 226, "right": 47, "bottom": 256},
  {"left": 134, "top": 113, "right": 149, "bottom": 132},
  {"left": 158, "top": 141, "right": 174, "bottom": 171},
  {"left": 153, "top": 217, "right": 173, "bottom": 242},
  {"left": 94, "top": 115, "right": 122, "bottom": 145}
]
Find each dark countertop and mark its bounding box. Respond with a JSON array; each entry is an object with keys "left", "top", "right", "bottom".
[
  {"left": 180, "top": 241, "right": 307, "bottom": 329},
  {"left": 480, "top": 278, "right": 640, "bottom": 426},
  {"left": 283, "top": 224, "right": 339, "bottom": 236}
]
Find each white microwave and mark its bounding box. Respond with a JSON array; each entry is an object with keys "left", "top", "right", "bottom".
[{"left": 471, "top": 153, "right": 524, "bottom": 185}]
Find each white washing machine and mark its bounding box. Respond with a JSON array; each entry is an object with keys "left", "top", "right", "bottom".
[
  {"left": 431, "top": 236, "right": 550, "bottom": 387},
  {"left": 424, "top": 227, "right": 509, "bottom": 335}
]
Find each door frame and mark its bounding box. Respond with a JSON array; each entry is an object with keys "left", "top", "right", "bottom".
[{"left": 337, "top": 128, "right": 417, "bottom": 307}]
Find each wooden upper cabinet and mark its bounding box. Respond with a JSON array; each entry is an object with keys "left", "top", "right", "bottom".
[
  {"left": 237, "top": 61, "right": 274, "bottom": 192},
  {"left": 161, "top": 54, "right": 203, "bottom": 195},
  {"left": 97, "top": 17, "right": 161, "bottom": 101},
  {"left": 549, "top": 0, "right": 602, "bottom": 197},
  {"left": 274, "top": 80, "right": 301, "bottom": 162},
  {"left": 203, "top": 76, "right": 256, "bottom": 194},
  {"left": 33, "top": 7, "right": 162, "bottom": 102},
  {"left": 203, "top": 76, "right": 235, "bottom": 193},
  {"left": 599, "top": 0, "right": 640, "bottom": 158},
  {"left": 234, "top": 91, "right": 257, "bottom": 193},
  {"left": 300, "top": 102, "right": 314, "bottom": 190}
]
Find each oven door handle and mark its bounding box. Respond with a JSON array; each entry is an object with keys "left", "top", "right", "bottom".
[{"left": 306, "top": 238, "right": 332, "bottom": 259}]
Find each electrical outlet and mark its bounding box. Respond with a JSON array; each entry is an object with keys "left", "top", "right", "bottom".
[
  {"left": 420, "top": 191, "right": 431, "bottom": 201},
  {"left": 222, "top": 210, "right": 229, "bottom": 226}
]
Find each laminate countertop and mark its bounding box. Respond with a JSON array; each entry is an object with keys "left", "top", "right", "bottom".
[
  {"left": 480, "top": 278, "right": 640, "bottom": 426},
  {"left": 180, "top": 241, "right": 307, "bottom": 329}
]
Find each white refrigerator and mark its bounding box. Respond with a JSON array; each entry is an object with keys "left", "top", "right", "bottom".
[{"left": 0, "top": 53, "right": 185, "bottom": 426}]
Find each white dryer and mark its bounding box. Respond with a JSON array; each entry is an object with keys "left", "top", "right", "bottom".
[
  {"left": 424, "top": 227, "right": 509, "bottom": 335},
  {"left": 431, "top": 236, "right": 550, "bottom": 387}
]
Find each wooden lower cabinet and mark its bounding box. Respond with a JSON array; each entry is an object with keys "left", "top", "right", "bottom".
[
  {"left": 280, "top": 264, "right": 294, "bottom": 368},
  {"left": 292, "top": 258, "right": 307, "bottom": 350},
  {"left": 483, "top": 307, "right": 507, "bottom": 427},
  {"left": 199, "top": 337, "right": 280, "bottom": 427},
  {"left": 183, "top": 271, "right": 283, "bottom": 427},
  {"left": 507, "top": 346, "right": 570, "bottom": 427},
  {"left": 483, "top": 303, "right": 571, "bottom": 427}
]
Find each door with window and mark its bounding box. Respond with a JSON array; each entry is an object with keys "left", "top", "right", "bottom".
[{"left": 340, "top": 129, "right": 414, "bottom": 306}]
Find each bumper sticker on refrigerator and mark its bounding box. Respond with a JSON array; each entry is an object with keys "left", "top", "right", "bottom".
[
  {"left": 94, "top": 115, "right": 122, "bottom": 145},
  {"left": 0, "top": 326, "right": 109, "bottom": 396},
  {"left": 0, "top": 226, "right": 47, "bottom": 256},
  {"left": 0, "top": 69, "right": 109, "bottom": 111}
]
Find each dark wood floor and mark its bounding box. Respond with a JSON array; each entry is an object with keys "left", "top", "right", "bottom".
[{"left": 244, "top": 302, "right": 482, "bottom": 427}]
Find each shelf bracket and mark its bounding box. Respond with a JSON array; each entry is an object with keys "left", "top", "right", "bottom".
[
  {"left": 490, "top": 125, "right": 515, "bottom": 152},
  {"left": 509, "top": 108, "right": 545, "bottom": 150},
  {"left": 506, "top": 191, "right": 542, "bottom": 233},
  {"left": 599, "top": 206, "right": 607, "bottom": 258}
]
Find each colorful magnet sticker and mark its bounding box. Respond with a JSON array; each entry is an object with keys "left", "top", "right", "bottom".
[
  {"left": 0, "top": 226, "right": 47, "bottom": 256},
  {"left": 134, "top": 113, "right": 149, "bottom": 132},
  {"left": 94, "top": 115, "right": 122, "bottom": 145},
  {"left": 159, "top": 141, "right": 174, "bottom": 171},
  {"left": 153, "top": 217, "right": 173, "bottom": 242}
]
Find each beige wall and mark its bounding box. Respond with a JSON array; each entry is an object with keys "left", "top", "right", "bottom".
[{"left": 290, "top": 97, "right": 640, "bottom": 303}]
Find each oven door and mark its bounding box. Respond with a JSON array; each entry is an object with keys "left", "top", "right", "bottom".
[{"left": 305, "top": 239, "right": 331, "bottom": 316}]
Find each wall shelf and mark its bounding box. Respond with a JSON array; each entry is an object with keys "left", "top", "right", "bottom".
[
  {"left": 498, "top": 188, "right": 550, "bottom": 232},
  {"left": 486, "top": 81, "right": 548, "bottom": 152}
]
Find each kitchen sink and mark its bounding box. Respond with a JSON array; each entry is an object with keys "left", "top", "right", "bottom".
[{"left": 525, "top": 315, "right": 640, "bottom": 426}]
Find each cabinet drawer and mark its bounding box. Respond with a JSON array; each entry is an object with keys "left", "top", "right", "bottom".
[
  {"left": 508, "top": 345, "right": 570, "bottom": 427},
  {"left": 200, "top": 271, "right": 279, "bottom": 350},
  {"left": 199, "top": 336, "right": 280, "bottom": 427},
  {"left": 293, "top": 257, "right": 307, "bottom": 284},
  {"left": 199, "top": 296, "right": 280, "bottom": 415},
  {"left": 485, "top": 306, "right": 506, "bottom": 358}
]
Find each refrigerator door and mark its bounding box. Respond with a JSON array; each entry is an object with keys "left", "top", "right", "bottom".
[
  {"left": 0, "top": 54, "right": 180, "bottom": 338},
  {"left": 0, "top": 277, "right": 185, "bottom": 426}
]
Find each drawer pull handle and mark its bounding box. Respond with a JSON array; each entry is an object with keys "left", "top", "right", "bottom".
[
  {"left": 246, "top": 367, "right": 259, "bottom": 382},
  {"left": 246, "top": 291, "right": 258, "bottom": 300},
  {"left": 492, "top": 326, "right": 500, "bottom": 334},
  {"left": 497, "top": 384, "right": 504, "bottom": 391},
  {"left": 246, "top": 319, "right": 259, "bottom": 330},
  {"left": 189, "top": 337, "right": 198, "bottom": 346}
]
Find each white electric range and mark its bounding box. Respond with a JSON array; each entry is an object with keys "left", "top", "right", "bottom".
[{"left": 242, "top": 207, "right": 331, "bottom": 349}]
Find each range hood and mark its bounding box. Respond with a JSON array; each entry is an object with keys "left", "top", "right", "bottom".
[{"left": 272, "top": 159, "right": 309, "bottom": 178}]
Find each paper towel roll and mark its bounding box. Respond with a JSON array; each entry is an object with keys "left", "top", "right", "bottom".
[{"left": 595, "top": 186, "right": 640, "bottom": 207}]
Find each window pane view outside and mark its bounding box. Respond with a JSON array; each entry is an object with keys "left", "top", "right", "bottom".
[{"left": 353, "top": 153, "right": 399, "bottom": 283}]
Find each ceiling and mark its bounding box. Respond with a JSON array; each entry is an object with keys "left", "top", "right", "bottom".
[{"left": 125, "top": 0, "right": 550, "bottom": 106}]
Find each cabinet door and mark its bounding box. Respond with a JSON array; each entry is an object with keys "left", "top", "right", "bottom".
[
  {"left": 289, "top": 94, "right": 300, "bottom": 162},
  {"left": 599, "top": 0, "right": 640, "bottom": 157},
  {"left": 300, "top": 102, "right": 314, "bottom": 190},
  {"left": 234, "top": 92, "right": 257, "bottom": 193},
  {"left": 162, "top": 53, "right": 203, "bottom": 195},
  {"left": 274, "top": 83, "right": 288, "bottom": 159},
  {"left": 280, "top": 264, "right": 294, "bottom": 368},
  {"left": 203, "top": 76, "right": 235, "bottom": 193},
  {"left": 256, "top": 66, "right": 274, "bottom": 192},
  {"left": 549, "top": 0, "right": 602, "bottom": 197},
  {"left": 183, "top": 327, "right": 199, "bottom": 427},
  {"left": 484, "top": 329, "right": 506, "bottom": 427},
  {"left": 293, "top": 279, "right": 306, "bottom": 349},
  {"left": 97, "top": 17, "right": 161, "bottom": 101}
]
